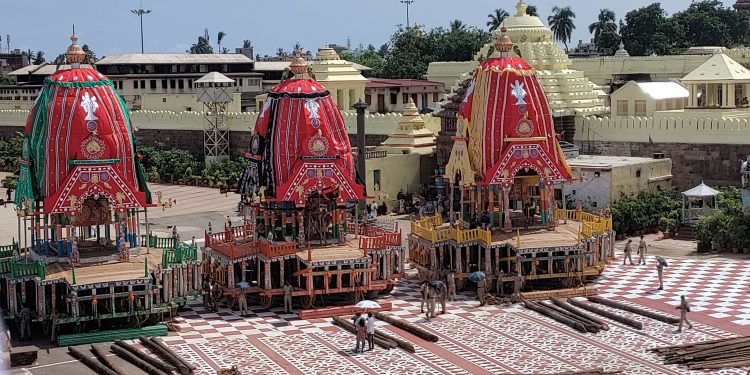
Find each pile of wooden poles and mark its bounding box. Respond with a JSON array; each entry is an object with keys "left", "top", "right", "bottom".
[
  {"left": 68, "top": 337, "right": 196, "bottom": 375},
  {"left": 523, "top": 298, "right": 610, "bottom": 333},
  {"left": 650, "top": 336, "right": 750, "bottom": 370}
]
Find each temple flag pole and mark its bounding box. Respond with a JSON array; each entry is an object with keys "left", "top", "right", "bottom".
[
  {"left": 144, "top": 256, "right": 148, "bottom": 277},
  {"left": 353, "top": 100, "right": 368, "bottom": 213},
  {"left": 71, "top": 262, "right": 77, "bottom": 285}
]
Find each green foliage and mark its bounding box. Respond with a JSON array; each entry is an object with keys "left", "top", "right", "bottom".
[
  {"left": 340, "top": 50, "right": 385, "bottom": 78},
  {"left": 611, "top": 187, "right": 681, "bottom": 235},
  {"left": 672, "top": 0, "right": 748, "bottom": 48},
  {"left": 588, "top": 9, "right": 617, "bottom": 47},
  {"left": 618, "top": 1, "right": 746, "bottom": 56},
  {"left": 380, "top": 25, "right": 489, "bottom": 79},
  {"left": 694, "top": 186, "right": 750, "bottom": 250},
  {"left": 0, "top": 75, "right": 16, "bottom": 85},
  {"left": 549, "top": 6, "right": 577, "bottom": 51},
  {"left": 0, "top": 135, "right": 22, "bottom": 172},
  {"left": 658, "top": 216, "right": 679, "bottom": 234},
  {"left": 82, "top": 44, "right": 97, "bottom": 62},
  {"left": 33, "top": 51, "right": 45, "bottom": 65},
  {"left": 188, "top": 36, "right": 213, "bottom": 54},
  {"left": 137, "top": 143, "right": 244, "bottom": 189},
  {"left": 526, "top": 5, "right": 538, "bottom": 17},
  {"left": 1, "top": 174, "right": 17, "bottom": 189},
  {"left": 596, "top": 29, "right": 621, "bottom": 55}
]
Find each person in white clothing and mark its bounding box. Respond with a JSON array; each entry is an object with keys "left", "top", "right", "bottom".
[{"left": 366, "top": 312, "right": 376, "bottom": 351}]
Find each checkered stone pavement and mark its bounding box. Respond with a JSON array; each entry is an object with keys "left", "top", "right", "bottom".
[{"left": 593, "top": 257, "right": 750, "bottom": 327}]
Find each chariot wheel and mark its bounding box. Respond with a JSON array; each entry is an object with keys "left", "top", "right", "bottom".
[
  {"left": 300, "top": 295, "right": 314, "bottom": 310},
  {"left": 260, "top": 294, "right": 273, "bottom": 309}
]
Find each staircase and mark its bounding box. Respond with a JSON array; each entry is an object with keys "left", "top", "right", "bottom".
[{"left": 674, "top": 225, "right": 695, "bottom": 241}]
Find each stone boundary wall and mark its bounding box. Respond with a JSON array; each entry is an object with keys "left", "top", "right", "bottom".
[{"left": 575, "top": 115, "right": 750, "bottom": 145}]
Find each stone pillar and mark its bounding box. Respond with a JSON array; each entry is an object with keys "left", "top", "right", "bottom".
[
  {"left": 688, "top": 84, "right": 696, "bottom": 108},
  {"left": 722, "top": 83, "right": 729, "bottom": 108},
  {"left": 279, "top": 258, "right": 285, "bottom": 287},
  {"left": 263, "top": 260, "right": 271, "bottom": 290},
  {"left": 37, "top": 283, "right": 45, "bottom": 316},
  {"left": 729, "top": 83, "right": 737, "bottom": 108}
]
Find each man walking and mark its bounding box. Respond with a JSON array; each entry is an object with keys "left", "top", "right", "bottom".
[
  {"left": 420, "top": 281, "right": 429, "bottom": 313},
  {"left": 446, "top": 271, "right": 456, "bottom": 301},
  {"left": 283, "top": 282, "right": 294, "bottom": 313},
  {"left": 674, "top": 295, "right": 693, "bottom": 333},
  {"left": 237, "top": 290, "right": 248, "bottom": 317},
  {"left": 637, "top": 235, "right": 647, "bottom": 265},
  {"left": 623, "top": 239, "right": 634, "bottom": 265},
  {"left": 366, "top": 312, "right": 375, "bottom": 351},
  {"left": 656, "top": 261, "right": 665, "bottom": 290},
  {"left": 477, "top": 276, "right": 487, "bottom": 306},
  {"left": 425, "top": 286, "right": 436, "bottom": 321},
  {"left": 495, "top": 269, "right": 505, "bottom": 296}
]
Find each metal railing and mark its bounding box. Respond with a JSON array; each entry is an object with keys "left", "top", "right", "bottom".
[{"left": 683, "top": 208, "right": 719, "bottom": 224}]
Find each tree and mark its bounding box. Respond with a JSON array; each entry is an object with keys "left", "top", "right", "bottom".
[
  {"left": 217, "top": 31, "right": 226, "bottom": 53},
  {"left": 450, "top": 19, "right": 467, "bottom": 32},
  {"left": 188, "top": 36, "right": 213, "bottom": 54},
  {"left": 487, "top": 9, "right": 509, "bottom": 31},
  {"left": 255, "top": 53, "right": 261, "bottom": 60},
  {"left": 33, "top": 51, "right": 45, "bottom": 65},
  {"left": 526, "top": 5, "right": 538, "bottom": 17},
  {"left": 82, "top": 44, "right": 97, "bottom": 62},
  {"left": 292, "top": 42, "right": 302, "bottom": 54},
  {"left": 221, "top": 47, "right": 229, "bottom": 54},
  {"left": 588, "top": 9, "right": 617, "bottom": 45},
  {"left": 378, "top": 43, "right": 389, "bottom": 58},
  {"left": 548, "top": 6, "right": 576, "bottom": 51},
  {"left": 596, "top": 29, "right": 620, "bottom": 55},
  {"left": 242, "top": 39, "right": 252, "bottom": 48},
  {"left": 276, "top": 48, "right": 287, "bottom": 58},
  {"left": 367, "top": 44, "right": 376, "bottom": 52},
  {"left": 672, "top": 0, "right": 749, "bottom": 48},
  {"left": 341, "top": 50, "right": 385, "bottom": 78},
  {"left": 620, "top": 3, "right": 684, "bottom": 56},
  {"left": 0, "top": 75, "right": 15, "bottom": 85}
]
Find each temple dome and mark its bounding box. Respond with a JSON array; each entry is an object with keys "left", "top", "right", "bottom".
[{"left": 493, "top": 0, "right": 552, "bottom": 44}]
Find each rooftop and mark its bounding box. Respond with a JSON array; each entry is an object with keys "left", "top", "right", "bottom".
[
  {"left": 682, "top": 53, "right": 750, "bottom": 82},
  {"left": 255, "top": 60, "right": 371, "bottom": 72},
  {"left": 567, "top": 155, "right": 669, "bottom": 169},
  {"left": 96, "top": 53, "right": 253, "bottom": 65},
  {"left": 366, "top": 78, "right": 444, "bottom": 89},
  {"left": 10, "top": 64, "right": 93, "bottom": 76},
  {"left": 634, "top": 81, "right": 689, "bottom": 100}
]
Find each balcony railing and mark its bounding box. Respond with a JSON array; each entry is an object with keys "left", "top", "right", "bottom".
[{"left": 683, "top": 208, "right": 720, "bottom": 224}]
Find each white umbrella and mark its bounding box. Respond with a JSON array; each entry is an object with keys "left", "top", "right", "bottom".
[{"left": 355, "top": 300, "right": 381, "bottom": 309}]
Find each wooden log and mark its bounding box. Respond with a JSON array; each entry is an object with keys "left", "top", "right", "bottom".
[
  {"left": 332, "top": 316, "right": 395, "bottom": 350},
  {"left": 110, "top": 344, "right": 168, "bottom": 375},
  {"left": 683, "top": 341, "right": 750, "bottom": 361},
  {"left": 587, "top": 296, "right": 679, "bottom": 324},
  {"left": 568, "top": 298, "right": 643, "bottom": 330},
  {"left": 68, "top": 346, "right": 120, "bottom": 375},
  {"left": 298, "top": 302, "right": 393, "bottom": 320},
  {"left": 375, "top": 329, "right": 416, "bottom": 353},
  {"left": 650, "top": 336, "right": 747, "bottom": 352},
  {"left": 551, "top": 297, "right": 610, "bottom": 331},
  {"left": 113, "top": 341, "right": 174, "bottom": 374},
  {"left": 539, "top": 301, "right": 601, "bottom": 333},
  {"left": 90, "top": 345, "right": 125, "bottom": 375},
  {"left": 524, "top": 300, "right": 589, "bottom": 333},
  {"left": 374, "top": 312, "right": 440, "bottom": 342},
  {"left": 663, "top": 337, "right": 750, "bottom": 357},
  {"left": 689, "top": 358, "right": 750, "bottom": 370},
  {"left": 138, "top": 337, "right": 190, "bottom": 375},
  {"left": 150, "top": 337, "right": 197, "bottom": 372}
]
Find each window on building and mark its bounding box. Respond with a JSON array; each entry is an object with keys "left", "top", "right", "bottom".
[
  {"left": 616, "top": 100, "right": 629, "bottom": 116},
  {"left": 170, "top": 80, "right": 176, "bottom": 89},
  {"left": 140, "top": 80, "right": 146, "bottom": 89},
  {"left": 656, "top": 100, "right": 665, "bottom": 111},
  {"left": 162, "top": 97, "right": 167, "bottom": 103},
  {"left": 365, "top": 94, "right": 372, "bottom": 105},
  {"left": 634, "top": 100, "right": 647, "bottom": 116},
  {"left": 178, "top": 80, "right": 184, "bottom": 89},
  {"left": 403, "top": 93, "right": 409, "bottom": 103},
  {"left": 150, "top": 80, "right": 157, "bottom": 89},
  {"left": 390, "top": 93, "right": 397, "bottom": 105},
  {"left": 238, "top": 79, "right": 243, "bottom": 87},
  {"left": 133, "top": 80, "right": 139, "bottom": 89},
  {"left": 373, "top": 169, "right": 381, "bottom": 190},
  {"left": 188, "top": 79, "right": 193, "bottom": 88},
  {"left": 161, "top": 80, "right": 167, "bottom": 89},
  {"left": 433, "top": 92, "right": 439, "bottom": 102}
]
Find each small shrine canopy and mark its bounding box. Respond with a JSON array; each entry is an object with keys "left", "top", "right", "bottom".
[
  {"left": 682, "top": 182, "right": 720, "bottom": 198},
  {"left": 682, "top": 54, "right": 750, "bottom": 109},
  {"left": 195, "top": 71, "right": 235, "bottom": 84}
]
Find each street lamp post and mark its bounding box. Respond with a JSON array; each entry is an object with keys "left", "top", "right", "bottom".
[
  {"left": 400, "top": 0, "right": 415, "bottom": 28},
  {"left": 131, "top": 6, "right": 152, "bottom": 54}
]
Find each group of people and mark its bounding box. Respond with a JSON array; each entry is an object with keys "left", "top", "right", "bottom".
[
  {"left": 420, "top": 280, "right": 448, "bottom": 321},
  {"left": 201, "top": 276, "right": 223, "bottom": 312},
  {"left": 352, "top": 312, "right": 376, "bottom": 353},
  {"left": 622, "top": 235, "right": 648, "bottom": 266}
]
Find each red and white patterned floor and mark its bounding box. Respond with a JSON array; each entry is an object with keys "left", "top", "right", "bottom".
[{"left": 154, "top": 257, "right": 750, "bottom": 374}]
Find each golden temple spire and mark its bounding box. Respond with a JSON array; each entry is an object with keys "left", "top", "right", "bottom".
[
  {"left": 494, "top": 26, "right": 513, "bottom": 57},
  {"left": 65, "top": 25, "right": 86, "bottom": 67},
  {"left": 289, "top": 47, "right": 308, "bottom": 76}
]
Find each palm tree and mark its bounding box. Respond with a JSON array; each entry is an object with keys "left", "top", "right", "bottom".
[
  {"left": 588, "top": 9, "right": 617, "bottom": 44},
  {"left": 292, "top": 42, "right": 302, "bottom": 54},
  {"left": 216, "top": 31, "right": 226, "bottom": 54},
  {"left": 188, "top": 36, "right": 213, "bottom": 54},
  {"left": 276, "top": 48, "right": 287, "bottom": 58},
  {"left": 33, "top": 51, "right": 45, "bottom": 65},
  {"left": 526, "top": 5, "right": 538, "bottom": 17},
  {"left": 221, "top": 47, "right": 229, "bottom": 54},
  {"left": 242, "top": 39, "right": 252, "bottom": 49},
  {"left": 450, "top": 19, "right": 467, "bottom": 32},
  {"left": 548, "top": 6, "right": 576, "bottom": 52},
  {"left": 487, "top": 9, "right": 509, "bottom": 32}
]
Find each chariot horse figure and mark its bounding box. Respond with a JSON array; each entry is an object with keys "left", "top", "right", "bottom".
[{"left": 429, "top": 280, "right": 448, "bottom": 315}]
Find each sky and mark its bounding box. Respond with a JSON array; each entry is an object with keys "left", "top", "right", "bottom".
[{"left": 2, "top": 0, "right": 693, "bottom": 59}]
